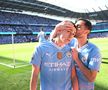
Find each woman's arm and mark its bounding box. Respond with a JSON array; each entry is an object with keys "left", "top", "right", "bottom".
[
  {"left": 71, "top": 66, "right": 79, "bottom": 90},
  {"left": 30, "top": 64, "right": 40, "bottom": 90}
]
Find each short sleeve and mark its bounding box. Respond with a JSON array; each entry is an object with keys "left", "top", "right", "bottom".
[
  {"left": 30, "top": 46, "right": 42, "bottom": 68},
  {"left": 88, "top": 48, "right": 102, "bottom": 71},
  {"left": 68, "top": 38, "right": 78, "bottom": 49}
]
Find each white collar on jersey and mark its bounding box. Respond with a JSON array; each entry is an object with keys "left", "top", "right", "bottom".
[
  {"left": 78, "top": 42, "right": 89, "bottom": 52},
  {"left": 50, "top": 40, "right": 66, "bottom": 50}
]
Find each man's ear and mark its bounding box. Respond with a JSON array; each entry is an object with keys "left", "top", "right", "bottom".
[{"left": 84, "top": 29, "right": 90, "bottom": 34}]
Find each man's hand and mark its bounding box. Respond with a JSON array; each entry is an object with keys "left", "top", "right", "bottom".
[{"left": 71, "top": 48, "right": 79, "bottom": 61}]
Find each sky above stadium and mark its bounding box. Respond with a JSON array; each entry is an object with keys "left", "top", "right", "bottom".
[{"left": 38, "top": 0, "right": 108, "bottom": 12}]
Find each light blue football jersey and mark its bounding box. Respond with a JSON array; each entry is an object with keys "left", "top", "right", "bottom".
[
  {"left": 37, "top": 31, "right": 46, "bottom": 43},
  {"left": 76, "top": 42, "right": 101, "bottom": 90},
  {"left": 68, "top": 38, "right": 78, "bottom": 49},
  {"left": 31, "top": 40, "right": 75, "bottom": 90}
]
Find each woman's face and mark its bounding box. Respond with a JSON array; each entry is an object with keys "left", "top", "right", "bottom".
[
  {"left": 60, "top": 29, "right": 75, "bottom": 44},
  {"left": 52, "top": 21, "right": 76, "bottom": 44}
]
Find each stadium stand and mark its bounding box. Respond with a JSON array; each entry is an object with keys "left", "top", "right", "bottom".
[
  {"left": 0, "top": 0, "right": 108, "bottom": 20},
  {"left": 88, "top": 22, "right": 108, "bottom": 38},
  {"left": 0, "top": 11, "right": 60, "bottom": 44},
  {"left": 0, "top": 0, "right": 108, "bottom": 44}
]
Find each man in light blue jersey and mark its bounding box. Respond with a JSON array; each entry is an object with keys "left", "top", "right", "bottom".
[
  {"left": 30, "top": 21, "right": 79, "bottom": 90},
  {"left": 68, "top": 37, "right": 78, "bottom": 49},
  {"left": 37, "top": 27, "right": 46, "bottom": 43},
  {"left": 71, "top": 18, "right": 102, "bottom": 90}
]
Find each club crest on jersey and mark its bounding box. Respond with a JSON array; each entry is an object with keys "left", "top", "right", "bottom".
[
  {"left": 66, "top": 51, "right": 72, "bottom": 57},
  {"left": 82, "top": 56, "right": 87, "bottom": 62},
  {"left": 57, "top": 52, "right": 62, "bottom": 60}
]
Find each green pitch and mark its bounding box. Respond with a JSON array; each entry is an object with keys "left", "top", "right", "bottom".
[
  {"left": 89, "top": 38, "right": 108, "bottom": 90},
  {"left": 0, "top": 43, "right": 37, "bottom": 68},
  {"left": 0, "top": 38, "right": 108, "bottom": 90},
  {"left": 0, "top": 42, "right": 38, "bottom": 90}
]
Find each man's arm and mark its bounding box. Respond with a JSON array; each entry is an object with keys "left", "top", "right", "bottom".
[
  {"left": 71, "top": 66, "right": 79, "bottom": 90},
  {"left": 72, "top": 48, "right": 98, "bottom": 82},
  {"left": 30, "top": 64, "right": 40, "bottom": 90}
]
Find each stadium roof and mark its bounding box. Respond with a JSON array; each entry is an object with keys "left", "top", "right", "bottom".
[
  {"left": 38, "top": 0, "right": 108, "bottom": 13},
  {"left": 0, "top": 0, "right": 108, "bottom": 22}
]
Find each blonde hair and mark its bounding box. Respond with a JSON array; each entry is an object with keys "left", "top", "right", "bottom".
[{"left": 50, "top": 20, "right": 76, "bottom": 40}]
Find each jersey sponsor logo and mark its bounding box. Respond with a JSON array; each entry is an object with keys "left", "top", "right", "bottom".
[
  {"left": 44, "top": 62, "right": 71, "bottom": 71},
  {"left": 49, "top": 67, "right": 68, "bottom": 71},
  {"left": 44, "top": 62, "right": 71, "bottom": 67}
]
